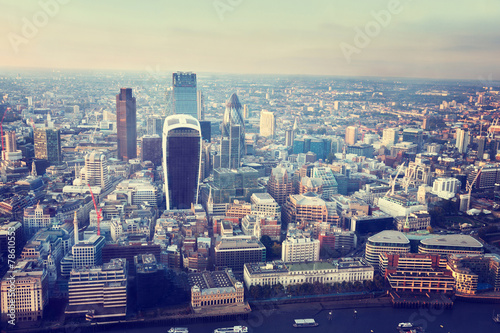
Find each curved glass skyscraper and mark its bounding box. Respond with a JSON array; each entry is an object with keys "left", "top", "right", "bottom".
[
  {"left": 163, "top": 114, "right": 202, "bottom": 210},
  {"left": 220, "top": 93, "right": 245, "bottom": 169}
]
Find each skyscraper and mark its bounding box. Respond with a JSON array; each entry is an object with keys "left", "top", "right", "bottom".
[
  {"left": 172, "top": 72, "right": 197, "bottom": 119},
  {"left": 163, "top": 114, "right": 202, "bottom": 210},
  {"left": 477, "top": 136, "right": 486, "bottom": 160},
  {"left": 197, "top": 90, "right": 205, "bottom": 120},
  {"left": 80, "top": 152, "right": 110, "bottom": 190},
  {"left": 34, "top": 128, "right": 61, "bottom": 164},
  {"left": 260, "top": 110, "right": 276, "bottom": 138},
  {"left": 221, "top": 93, "right": 245, "bottom": 169},
  {"left": 456, "top": 128, "right": 470, "bottom": 154},
  {"left": 116, "top": 88, "right": 137, "bottom": 161},
  {"left": 382, "top": 128, "right": 399, "bottom": 147},
  {"left": 345, "top": 126, "right": 358, "bottom": 146}
]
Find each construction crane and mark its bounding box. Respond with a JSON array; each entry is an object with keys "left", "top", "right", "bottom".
[
  {"left": 386, "top": 162, "right": 405, "bottom": 196},
  {"left": 466, "top": 167, "right": 483, "bottom": 212},
  {"left": 87, "top": 184, "right": 102, "bottom": 236}
]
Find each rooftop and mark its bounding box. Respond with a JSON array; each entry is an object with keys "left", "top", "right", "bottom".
[
  {"left": 420, "top": 234, "right": 483, "bottom": 248},
  {"left": 368, "top": 230, "right": 410, "bottom": 244},
  {"left": 288, "top": 262, "right": 335, "bottom": 272}
]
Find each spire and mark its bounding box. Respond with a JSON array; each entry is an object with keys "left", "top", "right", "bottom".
[
  {"left": 31, "top": 161, "right": 37, "bottom": 177},
  {"left": 293, "top": 118, "right": 299, "bottom": 132}
]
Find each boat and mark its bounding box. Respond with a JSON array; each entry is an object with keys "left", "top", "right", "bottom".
[
  {"left": 397, "top": 322, "right": 424, "bottom": 332},
  {"left": 293, "top": 319, "right": 319, "bottom": 328},
  {"left": 168, "top": 328, "right": 189, "bottom": 333},
  {"left": 213, "top": 326, "right": 248, "bottom": 333},
  {"left": 493, "top": 313, "right": 500, "bottom": 323}
]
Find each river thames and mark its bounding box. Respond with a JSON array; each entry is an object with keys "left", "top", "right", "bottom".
[{"left": 108, "top": 301, "right": 499, "bottom": 333}]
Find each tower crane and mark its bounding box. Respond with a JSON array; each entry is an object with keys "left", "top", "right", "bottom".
[
  {"left": 386, "top": 162, "right": 405, "bottom": 196},
  {"left": 87, "top": 184, "right": 102, "bottom": 236},
  {"left": 466, "top": 167, "right": 483, "bottom": 212}
]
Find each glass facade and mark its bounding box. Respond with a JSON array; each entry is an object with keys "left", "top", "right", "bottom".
[
  {"left": 165, "top": 127, "right": 201, "bottom": 209},
  {"left": 172, "top": 72, "right": 197, "bottom": 119}
]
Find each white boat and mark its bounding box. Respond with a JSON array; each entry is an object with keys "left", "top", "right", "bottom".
[
  {"left": 293, "top": 319, "right": 319, "bottom": 328},
  {"left": 398, "top": 323, "right": 414, "bottom": 329},
  {"left": 168, "top": 328, "right": 189, "bottom": 333},
  {"left": 213, "top": 326, "right": 248, "bottom": 333}
]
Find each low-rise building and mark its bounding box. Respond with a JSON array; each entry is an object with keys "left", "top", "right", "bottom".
[
  {"left": 447, "top": 254, "right": 500, "bottom": 294},
  {"left": 189, "top": 269, "right": 244, "bottom": 310},
  {"left": 282, "top": 233, "right": 320, "bottom": 263},
  {"left": 418, "top": 235, "right": 483, "bottom": 257},
  {"left": 244, "top": 258, "right": 373, "bottom": 288}
]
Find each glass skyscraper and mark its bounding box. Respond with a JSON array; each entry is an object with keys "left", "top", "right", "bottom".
[
  {"left": 163, "top": 114, "right": 202, "bottom": 210},
  {"left": 172, "top": 72, "right": 198, "bottom": 119},
  {"left": 220, "top": 93, "right": 245, "bottom": 169}
]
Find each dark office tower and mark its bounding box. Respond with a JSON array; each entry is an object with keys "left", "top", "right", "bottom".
[
  {"left": 34, "top": 128, "right": 61, "bottom": 164},
  {"left": 197, "top": 90, "right": 205, "bottom": 120},
  {"left": 221, "top": 93, "right": 245, "bottom": 168},
  {"left": 116, "top": 88, "right": 137, "bottom": 161},
  {"left": 141, "top": 135, "right": 162, "bottom": 166},
  {"left": 477, "top": 136, "right": 486, "bottom": 160},
  {"left": 163, "top": 114, "right": 202, "bottom": 210},
  {"left": 199, "top": 121, "right": 211, "bottom": 142},
  {"left": 172, "top": 72, "right": 197, "bottom": 119}
]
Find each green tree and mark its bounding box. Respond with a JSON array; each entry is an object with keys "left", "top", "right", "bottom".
[{"left": 271, "top": 243, "right": 282, "bottom": 258}]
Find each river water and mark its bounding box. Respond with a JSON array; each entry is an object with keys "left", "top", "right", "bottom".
[{"left": 109, "top": 302, "right": 499, "bottom": 333}]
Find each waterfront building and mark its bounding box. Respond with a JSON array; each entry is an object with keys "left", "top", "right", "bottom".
[
  {"left": 243, "top": 258, "right": 373, "bottom": 288},
  {"left": 365, "top": 230, "right": 410, "bottom": 271},
  {"left": 189, "top": 269, "right": 244, "bottom": 310},
  {"left": 418, "top": 235, "right": 483, "bottom": 256},
  {"left": 447, "top": 254, "right": 500, "bottom": 294},
  {"left": 66, "top": 258, "right": 127, "bottom": 319}
]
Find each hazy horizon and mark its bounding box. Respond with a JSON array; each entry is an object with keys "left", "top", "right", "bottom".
[{"left": 1, "top": 0, "right": 500, "bottom": 81}]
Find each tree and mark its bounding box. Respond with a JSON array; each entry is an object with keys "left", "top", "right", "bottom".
[{"left": 271, "top": 243, "right": 282, "bottom": 258}]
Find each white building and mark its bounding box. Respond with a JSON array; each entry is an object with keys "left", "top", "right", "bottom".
[
  {"left": 382, "top": 128, "right": 399, "bottom": 147},
  {"left": 282, "top": 233, "right": 320, "bottom": 263},
  {"left": 259, "top": 110, "right": 276, "bottom": 138},
  {"left": 23, "top": 203, "right": 58, "bottom": 230},
  {"left": 455, "top": 128, "right": 470, "bottom": 153},
  {"left": 72, "top": 235, "right": 105, "bottom": 269},
  {"left": 250, "top": 193, "right": 281, "bottom": 221},
  {"left": 377, "top": 193, "right": 427, "bottom": 218},
  {"left": 345, "top": 126, "right": 358, "bottom": 145},
  {"left": 244, "top": 258, "right": 373, "bottom": 288},
  {"left": 77, "top": 152, "right": 110, "bottom": 190},
  {"left": 432, "top": 177, "right": 460, "bottom": 200},
  {"left": 365, "top": 230, "right": 410, "bottom": 271},
  {"left": 1, "top": 260, "right": 48, "bottom": 322}
]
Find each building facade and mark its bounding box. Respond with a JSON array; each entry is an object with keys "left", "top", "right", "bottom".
[
  {"left": 116, "top": 88, "right": 137, "bottom": 161},
  {"left": 163, "top": 114, "right": 202, "bottom": 210}
]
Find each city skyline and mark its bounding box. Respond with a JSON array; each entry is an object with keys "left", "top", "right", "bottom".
[{"left": 0, "top": 1, "right": 499, "bottom": 80}]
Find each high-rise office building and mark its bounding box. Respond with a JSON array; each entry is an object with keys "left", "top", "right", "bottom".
[
  {"left": 66, "top": 258, "right": 127, "bottom": 319},
  {"left": 477, "top": 136, "right": 486, "bottom": 160},
  {"left": 345, "top": 126, "right": 358, "bottom": 145},
  {"left": 172, "top": 72, "right": 197, "bottom": 119},
  {"left": 260, "top": 110, "right": 275, "bottom": 138},
  {"left": 456, "top": 128, "right": 470, "bottom": 154},
  {"left": 199, "top": 120, "right": 212, "bottom": 142},
  {"left": 2, "top": 130, "right": 22, "bottom": 161},
  {"left": 197, "top": 90, "right": 205, "bottom": 120},
  {"left": 163, "top": 114, "right": 202, "bottom": 210},
  {"left": 382, "top": 128, "right": 399, "bottom": 147},
  {"left": 116, "top": 88, "right": 137, "bottom": 161},
  {"left": 402, "top": 128, "right": 423, "bottom": 151},
  {"left": 285, "top": 129, "right": 294, "bottom": 147},
  {"left": 72, "top": 234, "right": 106, "bottom": 269},
  {"left": 140, "top": 135, "right": 162, "bottom": 166},
  {"left": 79, "top": 152, "right": 110, "bottom": 190},
  {"left": 221, "top": 93, "right": 245, "bottom": 169},
  {"left": 34, "top": 128, "right": 61, "bottom": 164},
  {"left": 267, "top": 165, "right": 294, "bottom": 205}
]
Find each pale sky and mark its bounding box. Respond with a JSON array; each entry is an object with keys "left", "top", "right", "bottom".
[{"left": 1, "top": 0, "right": 499, "bottom": 80}]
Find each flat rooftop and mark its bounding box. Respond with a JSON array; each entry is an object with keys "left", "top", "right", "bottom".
[
  {"left": 368, "top": 230, "right": 410, "bottom": 244},
  {"left": 288, "top": 262, "right": 335, "bottom": 272},
  {"left": 420, "top": 235, "right": 483, "bottom": 248}
]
